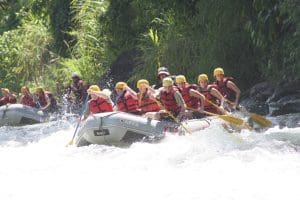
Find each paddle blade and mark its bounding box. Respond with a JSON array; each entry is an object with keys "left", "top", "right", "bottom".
[
  {"left": 66, "top": 139, "right": 74, "bottom": 147},
  {"left": 250, "top": 113, "right": 272, "bottom": 127},
  {"left": 218, "top": 115, "right": 244, "bottom": 126}
]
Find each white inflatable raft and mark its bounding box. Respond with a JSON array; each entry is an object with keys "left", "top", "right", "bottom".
[
  {"left": 0, "top": 104, "right": 46, "bottom": 126},
  {"left": 75, "top": 112, "right": 211, "bottom": 146}
]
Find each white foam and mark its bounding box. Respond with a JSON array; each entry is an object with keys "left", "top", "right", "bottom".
[{"left": 0, "top": 120, "right": 300, "bottom": 200}]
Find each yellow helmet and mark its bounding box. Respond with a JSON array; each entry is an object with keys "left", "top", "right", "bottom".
[
  {"left": 213, "top": 67, "right": 224, "bottom": 76},
  {"left": 198, "top": 74, "right": 208, "bottom": 82},
  {"left": 21, "top": 86, "right": 29, "bottom": 93},
  {"left": 115, "top": 82, "right": 127, "bottom": 90},
  {"left": 1, "top": 88, "right": 10, "bottom": 93},
  {"left": 162, "top": 77, "right": 173, "bottom": 87},
  {"left": 137, "top": 79, "right": 149, "bottom": 88},
  {"left": 35, "top": 87, "right": 44, "bottom": 94},
  {"left": 89, "top": 85, "right": 101, "bottom": 92},
  {"left": 175, "top": 75, "right": 186, "bottom": 84}
]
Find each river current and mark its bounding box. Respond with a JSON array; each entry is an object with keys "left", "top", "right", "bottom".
[{"left": 0, "top": 114, "right": 300, "bottom": 200}]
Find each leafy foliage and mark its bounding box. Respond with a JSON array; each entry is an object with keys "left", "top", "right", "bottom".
[{"left": 0, "top": 0, "right": 298, "bottom": 95}]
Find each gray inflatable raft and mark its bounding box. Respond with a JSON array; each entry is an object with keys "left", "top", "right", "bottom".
[
  {"left": 75, "top": 112, "right": 211, "bottom": 146},
  {"left": 0, "top": 104, "right": 46, "bottom": 126}
]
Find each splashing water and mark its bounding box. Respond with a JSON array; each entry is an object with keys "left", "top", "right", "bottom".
[{"left": 0, "top": 116, "right": 300, "bottom": 200}]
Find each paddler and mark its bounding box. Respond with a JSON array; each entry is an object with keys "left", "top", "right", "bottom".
[
  {"left": 135, "top": 79, "right": 161, "bottom": 114},
  {"left": 213, "top": 67, "right": 241, "bottom": 110},
  {"left": 115, "top": 82, "right": 140, "bottom": 115},
  {"left": 82, "top": 85, "right": 113, "bottom": 120},
  {"left": 175, "top": 75, "right": 205, "bottom": 118},
  {"left": 197, "top": 74, "right": 226, "bottom": 115},
  {"left": 154, "top": 77, "right": 186, "bottom": 121}
]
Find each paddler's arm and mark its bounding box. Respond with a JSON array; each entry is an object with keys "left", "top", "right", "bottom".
[
  {"left": 81, "top": 105, "right": 90, "bottom": 121},
  {"left": 174, "top": 91, "right": 186, "bottom": 116},
  {"left": 226, "top": 81, "right": 241, "bottom": 109},
  {"left": 88, "top": 90, "right": 110, "bottom": 100},
  {"left": 189, "top": 89, "right": 205, "bottom": 112},
  {"left": 210, "top": 87, "right": 226, "bottom": 114},
  {"left": 210, "top": 87, "right": 225, "bottom": 107},
  {"left": 123, "top": 85, "right": 138, "bottom": 100},
  {"left": 88, "top": 90, "right": 114, "bottom": 108},
  {"left": 145, "top": 84, "right": 156, "bottom": 94},
  {"left": 41, "top": 96, "right": 51, "bottom": 111}
]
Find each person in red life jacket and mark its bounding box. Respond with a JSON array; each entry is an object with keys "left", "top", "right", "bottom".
[
  {"left": 0, "top": 88, "right": 17, "bottom": 106},
  {"left": 213, "top": 67, "right": 241, "bottom": 110},
  {"left": 35, "top": 87, "right": 52, "bottom": 112},
  {"left": 19, "top": 86, "right": 36, "bottom": 107},
  {"left": 155, "top": 77, "right": 186, "bottom": 121},
  {"left": 197, "top": 74, "right": 226, "bottom": 115},
  {"left": 134, "top": 79, "right": 161, "bottom": 115},
  {"left": 175, "top": 75, "right": 205, "bottom": 118},
  {"left": 115, "top": 82, "right": 140, "bottom": 115},
  {"left": 82, "top": 85, "right": 113, "bottom": 121},
  {"left": 152, "top": 66, "right": 170, "bottom": 89}
]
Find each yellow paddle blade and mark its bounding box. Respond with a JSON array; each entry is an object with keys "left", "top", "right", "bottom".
[
  {"left": 201, "top": 110, "right": 245, "bottom": 127},
  {"left": 218, "top": 115, "right": 244, "bottom": 126},
  {"left": 66, "top": 139, "right": 74, "bottom": 147},
  {"left": 250, "top": 113, "right": 272, "bottom": 127}
]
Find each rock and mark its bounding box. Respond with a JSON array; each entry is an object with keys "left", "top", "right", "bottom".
[
  {"left": 249, "top": 82, "right": 275, "bottom": 102},
  {"left": 240, "top": 81, "right": 275, "bottom": 115},
  {"left": 241, "top": 80, "right": 300, "bottom": 116}
]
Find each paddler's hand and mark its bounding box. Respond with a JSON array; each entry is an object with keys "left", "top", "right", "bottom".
[
  {"left": 177, "top": 111, "right": 185, "bottom": 122},
  {"left": 87, "top": 89, "right": 93, "bottom": 95},
  {"left": 198, "top": 106, "right": 204, "bottom": 113},
  {"left": 123, "top": 84, "right": 129, "bottom": 90},
  {"left": 231, "top": 103, "right": 237, "bottom": 110},
  {"left": 219, "top": 106, "right": 226, "bottom": 114}
]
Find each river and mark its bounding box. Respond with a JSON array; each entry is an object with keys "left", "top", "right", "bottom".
[{"left": 0, "top": 114, "right": 300, "bottom": 200}]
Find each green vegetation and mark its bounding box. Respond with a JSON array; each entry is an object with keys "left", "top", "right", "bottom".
[{"left": 0, "top": 0, "right": 299, "bottom": 94}]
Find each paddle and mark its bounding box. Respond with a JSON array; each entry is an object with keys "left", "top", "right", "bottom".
[
  {"left": 187, "top": 107, "right": 246, "bottom": 127},
  {"left": 236, "top": 105, "right": 272, "bottom": 128},
  {"left": 153, "top": 98, "right": 192, "bottom": 134},
  {"left": 66, "top": 95, "right": 89, "bottom": 146},
  {"left": 223, "top": 99, "right": 272, "bottom": 128},
  {"left": 166, "top": 110, "right": 192, "bottom": 134},
  {"left": 202, "top": 99, "right": 253, "bottom": 129}
]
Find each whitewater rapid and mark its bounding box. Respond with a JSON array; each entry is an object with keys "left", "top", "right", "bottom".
[{"left": 0, "top": 118, "right": 300, "bottom": 200}]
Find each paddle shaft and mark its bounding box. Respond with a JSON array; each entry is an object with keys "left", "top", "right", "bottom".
[
  {"left": 187, "top": 107, "right": 217, "bottom": 117},
  {"left": 187, "top": 106, "right": 249, "bottom": 127},
  {"left": 154, "top": 98, "right": 192, "bottom": 134},
  {"left": 224, "top": 98, "right": 272, "bottom": 128},
  {"left": 67, "top": 95, "right": 89, "bottom": 145}
]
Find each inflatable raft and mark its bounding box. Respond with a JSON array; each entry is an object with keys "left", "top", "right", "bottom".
[
  {"left": 0, "top": 104, "right": 46, "bottom": 126},
  {"left": 75, "top": 112, "right": 211, "bottom": 146}
]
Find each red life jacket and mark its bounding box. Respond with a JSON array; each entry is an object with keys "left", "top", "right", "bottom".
[
  {"left": 0, "top": 97, "right": 9, "bottom": 106},
  {"left": 214, "top": 77, "right": 236, "bottom": 102},
  {"left": 160, "top": 86, "right": 181, "bottom": 114},
  {"left": 37, "top": 93, "right": 48, "bottom": 107},
  {"left": 116, "top": 91, "right": 139, "bottom": 114},
  {"left": 0, "top": 96, "right": 17, "bottom": 106},
  {"left": 178, "top": 83, "right": 200, "bottom": 109},
  {"left": 9, "top": 96, "right": 17, "bottom": 104},
  {"left": 89, "top": 97, "right": 113, "bottom": 114},
  {"left": 137, "top": 91, "right": 160, "bottom": 113},
  {"left": 198, "top": 85, "right": 219, "bottom": 114},
  {"left": 20, "top": 94, "right": 35, "bottom": 107}
]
